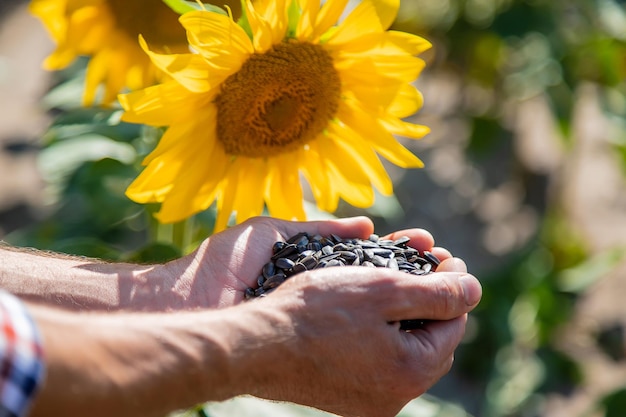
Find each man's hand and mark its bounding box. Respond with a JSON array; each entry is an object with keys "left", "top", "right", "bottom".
[
  {"left": 160, "top": 216, "right": 456, "bottom": 309},
  {"left": 216, "top": 255, "right": 481, "bottom": 417}
]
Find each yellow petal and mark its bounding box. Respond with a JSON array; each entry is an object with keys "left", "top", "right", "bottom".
[
  {"left": 139, "top": 36, "right": 218, "bottom": 93},
  {"left": 380, "top": 117, "right": 431, "bottom": 140},
  {"left": 329, "top": 31, "right": 431, "bottom": 56},
  {"left": 311, "top": 0, "right": 350, "bottom": 40},
  {"left": 338, "top": 100, "right": 424, "bottom": 168},
  {"left": 296, "top": 0, "right": 318, "bottom": 39},
  {"left": 327, "top": 122, "right": 393, "bottom": 195},
  {"left": 120, "top": 81, "right": 211, "bottom": 126},
  {"left": 300, "top": 142, "right": 339, "bottom": 213},
  {"left": 325, "top": 0, "right": 381, "bottom": 45},
  {"left": 144, "top": 104, "right": 218, "bottom": 165},
  {"left": 336, "top": 60, "right": 403, "bottom": 112},
  {"left": 150, "top": 119, "right": 229, "bottom": 223},
  {"left": 214, "top": 156, "right": 268, "bottom": 231},
  {"left": 232, "top": 158, "right": 267, "bottom": 223},
  {"left": 155, "top": 148, "right": 227, "bottom": 224},
  {"left": 371, "top": 56, "right": 426, "bottom": 83},
  {"left": 181, "top": 11, "right": 253, "bottom": 61},
  {"left": 126, "top": 117, "right": 216, "bottom": 203},
  {"left": 387, "top": 84, "right": 424, "bottom": 118},
  {"left": 317, "top": 136, "right": 375, "bottom": 208},
  {"left": 246, "top": 0, "right": 288, "bottom": 52},
  {"left": 386, "top": 30, "right": 432, "bottom": 55},
  {"left": 214, "top": 172, "right": 236, "bottom": 233},
  {"left": 82, "top": 48, "right": 109, "bottom": 105},
  {"left": 371, "top": 0, "right": 400, "bottom": 30},
  {"left": 265, "top": 154, "right": 306, "bottom": 220},
  {"left": 29, "top": 0, "right": 66, "bottom": 41}
]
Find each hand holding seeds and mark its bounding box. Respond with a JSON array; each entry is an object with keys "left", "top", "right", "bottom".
[
  {"left": 165, "top": 216, "right": 481, "bottom": 417},
  {"left": 226, "top": 232, "right": 481, "bottom": 417}
]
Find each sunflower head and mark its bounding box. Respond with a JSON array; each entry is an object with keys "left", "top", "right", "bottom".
[
  {"left": 120, "top": 0, "right": 432, "bottom": 231},
  {"left": 215, "top": 40, "right": 341, "bottom": 158},
  {"left": 29, "top": 0, "right": 242, "bottom": 105}
]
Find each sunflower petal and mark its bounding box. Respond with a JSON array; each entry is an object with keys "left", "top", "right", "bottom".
[
  {"left": 327, "top": 122, "right": 393, "bottom": 195},
  {"left": 386, "top": 30, "right": 432, "bottom": 55},
  {"left": 318, "top": 136, "right": 375, "bottom": 208},
  {"left": 232, "top": 158, "right": 267, "bottom": 223},
  {"left": 246, "top": 0, "right": 288, "bottom": 52},
  {"left": 120, "top": 81, "right": 208, "bottom": 126},
  {"left": 126, "top": 117, "right": 213, "bottom": 203},
  {"left": 387, "top": 84, "right": 424, "bottom": 118},
  {"left": 338, "top": 101, "right": 424, "bottom": 168},
  {"left": 214, "top": 168, "right": 237, "bottom": 233},
  {"left": 155, "top": 150, "right": 227, "bottom": 224},
  {"left": 335, "top": 60, "right": 404, "bottom": 112},
  {"left": 300, "top": 143, "right": 339, "bottom": 213},
  {"left": 181, "top": 11, "right": 253, "bottom": 61},
  {"left": 380, "top": 117, "right": 431, "bottom": 140},
  {"left": 139, "top": 36, "right": 219, "bottom": 93},
  {"left": 311, "top": 0, "right": 350, "bottom": 40},
  {"left": 371, "top": 0, "right": 399, "bottom": 30},
  {"left": 296, "top": 0, "right": 318, "bottom": 39},
  {"left": 265, "top": 154, "right": 306, "bottom": 220},
  {"left": 325, "top": 0, "right": 381, "bottom": 45}
]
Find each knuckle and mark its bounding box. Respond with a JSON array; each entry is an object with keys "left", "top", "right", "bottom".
[{"left": 433, "top": 276, "right": 461, "bottom": 315}]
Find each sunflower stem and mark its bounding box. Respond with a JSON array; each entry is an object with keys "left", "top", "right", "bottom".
[
  {"left": 156, "top": 222, "right": 174, "bottom": 245},
  {"left": 173, "top": 216, "right": 195, "bottom": 254}
]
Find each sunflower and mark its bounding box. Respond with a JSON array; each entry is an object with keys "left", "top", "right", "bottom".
[
  {"left": 29, "top": 0, "right": 242, "bottom": 105},
  {"left": 119, "top": 0, "right": 431, "bottom": 231}
]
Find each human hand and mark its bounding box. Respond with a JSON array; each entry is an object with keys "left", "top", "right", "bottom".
[
  {"left": 219, "top": 254, "right": 480, "bottom": 417},
  {"left": 159, "top": 216, "right": 455, "bottom": 310}
]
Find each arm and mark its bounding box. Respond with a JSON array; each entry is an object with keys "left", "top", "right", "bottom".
[
  {"left": 0, "top": 245, "right": 165, "bottom": 311},
  {"left": 0, "top": 216, "right": 377, "bottom": 311},
  {"left": 27, "top": 258, "right": 480, "bottom": 417}
]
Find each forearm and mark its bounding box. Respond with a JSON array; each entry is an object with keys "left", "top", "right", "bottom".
[
  {"left": 27, "top": 303, "right": 240, "bottom": 417},
  {"left": 0, "top": 245, "right": 171, "bottom": 311}
]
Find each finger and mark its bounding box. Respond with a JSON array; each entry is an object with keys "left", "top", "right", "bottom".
[
  {"left": 383, "top": 272, "right": 482, "bottom": 321},
  {"left": 431, "top": 246, "right": 452, "bottom": 262},
  {"left": 436, "top": 257, "right": 467, "bottom": 273},
  {"left": 278, "top": 216, "right": 374, "bottom": 240},
  {"left": 404, "top": 315, "right": 468, "bottom": 366},
  {"left": 382, "top": 228, "right": 435, "bottom": 253}
]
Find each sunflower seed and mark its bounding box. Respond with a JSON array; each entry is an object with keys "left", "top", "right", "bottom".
[
  {"left": 262, "top": 262, "right": 276, "bottom": 279},
  {"left": 244, "top": 229, "right": 443, "bottom": 337}
]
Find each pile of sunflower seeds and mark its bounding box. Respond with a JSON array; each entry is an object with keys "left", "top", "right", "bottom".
[{"left": 244, "top": 232, "right": 441, "bottom": 330}]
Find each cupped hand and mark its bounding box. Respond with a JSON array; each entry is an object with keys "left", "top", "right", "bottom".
[
  {"left": 160, "top": 216, "right": 468, "bottom": 310},
  {"left": 222, "top": 257, "right": 481, "bottom": 417}
]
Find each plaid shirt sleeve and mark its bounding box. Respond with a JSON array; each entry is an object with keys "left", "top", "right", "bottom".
[{"left": 0, "top": 291, "right": 45, "bottom": 417}]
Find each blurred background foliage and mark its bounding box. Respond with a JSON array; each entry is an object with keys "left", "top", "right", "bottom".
[{"left": 2, "top": 0, "right": 626, "bottom": 416}]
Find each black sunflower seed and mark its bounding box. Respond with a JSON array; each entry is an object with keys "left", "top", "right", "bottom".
[{"left": 244, "top": 232, "right": 443, "bottom": 331}]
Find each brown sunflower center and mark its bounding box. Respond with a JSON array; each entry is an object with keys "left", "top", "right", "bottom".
[
  {"left": 214, "top": 41, "right": 341, "bottom": 158},
  {"left": 106, "top": 0, "right": 187, "bottom": 47}
]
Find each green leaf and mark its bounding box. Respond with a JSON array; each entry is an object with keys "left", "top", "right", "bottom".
[
  {"left": 162, "top": 0, "right": 228, "bottom": 15},
  {"left": 39, "top": 135, "right": 136, "bottom": 182}
]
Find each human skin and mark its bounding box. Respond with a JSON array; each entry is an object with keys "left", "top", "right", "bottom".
[
  {"left": 0, "top": 216, "right": 460, "bottom": 311},
  {"left": 0, "top": 216, "right": 481, "bottom": 417}
]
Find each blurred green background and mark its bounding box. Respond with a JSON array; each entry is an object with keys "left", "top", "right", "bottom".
[{"left": 1, "top": 0, "right": 626, "bottom": 416}]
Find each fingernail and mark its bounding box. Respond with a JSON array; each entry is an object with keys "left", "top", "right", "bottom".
[{"left": 459, "top": 274, "right": 482, "bottom": 306}]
